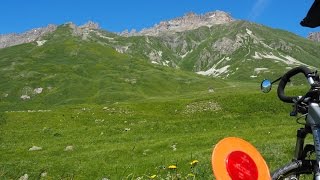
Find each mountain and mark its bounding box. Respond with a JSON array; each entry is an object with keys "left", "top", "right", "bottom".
[
  {"left": 2, "top": 11, "right": 320, "bottom": 179},
  {"left": 91, "top": 18, "right": 320, "bottom": 81},
  {"left": 1, "top": 11, "right": 320, "bottom": 108},
  {"left": 0, "top": 24, "right": 224, "bottom": 109},
  {"left": 120, "top": 11, "right": 233, "bottom": 36},
  {"left": 308, "top": 32, "right": 320, "bottom": 42},
  {"left": 0, "top": 24, "right": 57, "bottom": 49}
]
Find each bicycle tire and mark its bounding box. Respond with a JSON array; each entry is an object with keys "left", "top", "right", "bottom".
[{"left": 271, "top": 160, "right": 314, "bottom": 180}]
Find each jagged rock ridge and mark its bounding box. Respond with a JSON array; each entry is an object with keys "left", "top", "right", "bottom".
[
  {"left": 308, "top": 32, "right": 320, "bottom": 42},
  {"left": 0, "top": 25, "right": 57, "bottom": 49},
  {"left": 0, "top": 21, "right": 100, "bottom": 49},
  {"left": 120, "top": 11, "right": 233, "bottom": 37},
  {"left": 67, "top": 21, "right": 100, "bottom": 40}
]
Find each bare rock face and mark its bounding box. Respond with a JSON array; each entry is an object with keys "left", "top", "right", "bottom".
[
  {"left": 67, "top": 21, "right": 100, "bottom": 40},
  {"left": 308, "top": 32, "right": 320, "bottom": 42},
  {"left": 0, "top": 24, "right": 57, "bottom": 49},
  {"left": 0, "top": 21, "right": 100, "bottom": 48},
  {"left": 80, "top": 21, "right": 100, "bottom": 30},
  {"left": 121, "top": 11, "right": 233, "bottom": 37}
]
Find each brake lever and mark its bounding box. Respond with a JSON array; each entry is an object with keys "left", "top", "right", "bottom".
[
  {"left": 290, "top": 96, "right": 304, "bottom": 116},
  {"left": 290, "top": 96, "right": 310, "bottom": 116},
  {"left": 290, "top": 103, "right": 298, "bottom": 116},
  {"left": 290, "top": 97, "right": 299, "bottom": 116}
]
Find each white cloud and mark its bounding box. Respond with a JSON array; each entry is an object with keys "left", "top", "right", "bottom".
[{"left": 248, "top": 0, "right": 271, "bottom": 20}]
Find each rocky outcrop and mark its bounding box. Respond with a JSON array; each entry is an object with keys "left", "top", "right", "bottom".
[
  {"left": 308, "top": 32, "right": 320, "bottom": 42},
  {"left": 0, "top": 21, "right": 100, "bottom": 49},
  {"left": 0, "top": 24, "right": 57, "bottom": 49},
  {"left": 80, "top": 21, "right": 100, "bottom": 30},
  {"left": 120, "top": 11, "right": 234, "bottom": 37},
  {"left": 67, "top": 21, "right": 100, "bottom": 40}
]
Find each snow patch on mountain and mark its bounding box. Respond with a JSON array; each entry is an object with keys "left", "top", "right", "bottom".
[
  {"left": 252, "top": 52, "right": 307, "bottom": 66},
  {"left": 181, "top": 50, "right": 193, "bottom": 58},
  {"left": 260, "top": 42, "right": 274, "bottom": 50},
  {"left": 197, "top": 65, "right": 230, "bottom": 76},
  {"left": 254, "top": 68, "right": 269, "bottom": 73},
  {"left": 36, "top": 40, "right": 47, "bottom": 46},
  {"left": 214, "top": 57, "right": 231, "bottom": 68},
  {"left": 163, "top": 60, "right": 170, "bottom": 66},
  {"left": 151, "top": 61, "right": 159, "bottom": 64},
  {"left": 197, "top": 57, "right": 231, "bottom": 77},
  {"left": 95, "top": 31, "right": 115, "bottom": 41},
  {"left": 195, "top": 56, "right": 232, "bottom": 77},
  {"left": 115, "top": 46, "right": 129, "bottom": 53},
  {"left": 246, "top": 28, "right": 253, "bottom": 35},
  {"left": 250, "top": 68, "right": 270, "bottom": 78}
]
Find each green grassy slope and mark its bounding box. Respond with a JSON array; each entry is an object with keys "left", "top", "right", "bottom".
[
  {"left": 0, "top": 25, "right": 226, "bottom": 110},
  {"left": 0, "top": 85, "right": 310, "bottom": 179}
]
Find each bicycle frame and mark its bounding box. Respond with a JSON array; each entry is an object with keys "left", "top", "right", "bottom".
[
  {"left": 293, "top": 103, "right": 320, "bottom": 179},
  {"left": 307, "top": 103, "right": 320, "bottom": 178}
]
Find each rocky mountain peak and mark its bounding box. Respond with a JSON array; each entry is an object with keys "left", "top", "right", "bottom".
[
  {"left": 0, "top": 21, "right": 101, "bottom": 49},
  {"left": 65, "top": 21, "right": 100, "bottom": 30},
  {"left": 66, "top": 21, "right": 100, "bottom": 40},
  {"left": 120, "top": 10, "right": 234, "bottom": 37},
  {"left": 0, "top": 24, "right": 57, "bottom": 49},
  {"left": 308, "top": 32, "right": 320, "bottom": 42},
  {"left": 81, "top": 21, "right": 100, "bottom": 29}
]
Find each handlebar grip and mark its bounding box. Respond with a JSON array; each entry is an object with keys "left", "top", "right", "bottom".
[{"left": 277, "top": 66, "right": 312, "bottom": 103}]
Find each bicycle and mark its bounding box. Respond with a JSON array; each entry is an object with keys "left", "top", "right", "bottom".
[{"left": 261, "top": 66, "right": 320, "bottom": 179}]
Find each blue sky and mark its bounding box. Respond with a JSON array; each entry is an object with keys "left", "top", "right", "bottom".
[{"left": 1, "top": 0, "right": 319, "bottom": 37}]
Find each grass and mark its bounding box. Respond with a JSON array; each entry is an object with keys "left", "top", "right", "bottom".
[
  {"left": 0, "top": 84, "right": 310, "bottom": 179},
  {"left": 0, "top": 24, "right": 318, "bottom": 179},
  {"left": 0, "top": 25, "right": 227, "bottom": 111}
]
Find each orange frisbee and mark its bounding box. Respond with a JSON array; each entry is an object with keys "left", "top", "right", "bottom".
[{"left": 212, "top": 137, "right": 270, "bottom": 180}]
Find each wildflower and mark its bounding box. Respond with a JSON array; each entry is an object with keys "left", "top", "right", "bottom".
[
  {"left": 168, "top": 165, "right": 177, "bottom": 170},
  {"left": 171, "top": 144, "right": 177, "bottom": 151},
  {"left": 190, "top": 160, "right": 199, "bottom": 166},
  {"left": 149, "top": 175, "right": 157, "bottom": 179}
]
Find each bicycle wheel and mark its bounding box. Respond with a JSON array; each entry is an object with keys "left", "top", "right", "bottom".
[{"left": 271, "top": 160, "right": 314, "bottom": 180}]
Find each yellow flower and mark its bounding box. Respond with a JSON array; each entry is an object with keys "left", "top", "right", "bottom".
[
  {"left": 190, "top": 160, "right": 199, "bottom": 166},
  {"left": 168, "top": 165, "right": 177, "bottom": 169},
  {"left": 149, "top": 175, "right": 157, "bottom": 179}
]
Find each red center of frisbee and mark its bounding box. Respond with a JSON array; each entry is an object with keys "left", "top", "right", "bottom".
[{"left": 226, "top": 151, "right": 258, "bottom": 180}]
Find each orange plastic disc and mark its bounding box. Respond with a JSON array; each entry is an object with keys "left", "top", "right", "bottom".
[{"left": 211, "top": 137, "right": 270, "bottom": 180}]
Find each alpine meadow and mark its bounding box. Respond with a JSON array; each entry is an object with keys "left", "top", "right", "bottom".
[{"left": 1, "top": 11, "right": 320, "bottom": 179}]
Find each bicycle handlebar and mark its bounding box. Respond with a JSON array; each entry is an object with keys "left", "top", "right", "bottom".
[{"left": 277, "top": 66, "right": 313, "bottom": 103}]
